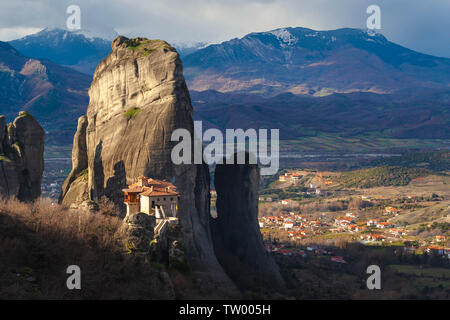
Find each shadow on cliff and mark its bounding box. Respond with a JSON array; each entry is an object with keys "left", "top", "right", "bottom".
[
  {"left": 105, "top": 160, "right": 127, "bottom": 214},
  {"left": 210, "top": 152, "right": 286, "bottom": 295},
  {"left": 0, "top": 198, "right": 174, "bottom": 299},
  {"left": 91, "top": 141, "right": 126, "bottom": 213},
  {"left": 92, "top": 140, "right": 105, "bottom": 199}
]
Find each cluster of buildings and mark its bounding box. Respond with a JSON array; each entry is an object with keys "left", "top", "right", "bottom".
[
  {"left": 384, "top": 206, "right": 401, "bottom": 215},
  {"left": 426, "top": 246, "right": 450, "bottom": 258},
  {"left": 259, "top": 210, "right": 410, "bottom": 243},
  {"left": 259, "top": 208, "right": 450, "bottom": 260},
  {"left": 264, "top": 243, "right": 307, "bottom": 257},
  {"left": 264, "top": 242, "right": 348, "bottom": 264},
  {"left": 278, "top": 171, "right": 303, "bottom": 182},
  {"left": 426, "top": 236, "right": 450, "bottom": 258},
  {"left": 41, "top": 159, "right": 72, "bottom": 199},
  {"left": 259, "top": 213, "right": 327, "bottom": 240}
]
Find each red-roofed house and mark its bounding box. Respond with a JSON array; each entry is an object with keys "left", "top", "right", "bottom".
[
  {"left": 367, "top": 219, "right": 378, "bottom": 227},
  {"left": 426, "top": 247, "right": 445, "bottom": 255},
  {"left": 377, "top": 222, "right": 394, "bottom": 229},
  {"left": 366, "top": 234, "right": 385, "bottom": 242},
  {"left": 331, "top": 256, "right": 347, "bottom": 264},
  {"left": 335, "top": 217, "right": 355, "bottom": 227}
]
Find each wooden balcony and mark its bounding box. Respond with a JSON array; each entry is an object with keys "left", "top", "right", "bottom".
[{"left": 124, "top": 192, "right": 139, "bottom": 203}]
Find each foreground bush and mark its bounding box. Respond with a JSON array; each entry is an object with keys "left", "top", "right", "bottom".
[{"left": 0, "top": 197, "right": 174, "bottom": 299}]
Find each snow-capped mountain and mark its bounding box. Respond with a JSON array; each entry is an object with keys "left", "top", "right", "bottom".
[
  {"left": 71, "top": 27, "right": 118, "bottom": 42},
  {"left": 9, "top": 28, "right": 115, "bottom": 74},
  {"left": 182, "top": 27, "right": 450, "bottom": 96},
  {"left": 172, "top": 41, "right": 210, "bottom": 57}
]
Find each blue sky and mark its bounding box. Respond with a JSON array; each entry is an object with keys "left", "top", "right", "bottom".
[{"left": 1, "top": 0, "right": 449, "bottom": 58}]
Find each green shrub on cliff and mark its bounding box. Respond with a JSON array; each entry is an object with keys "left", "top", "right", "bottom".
[{"left": 124, "top": 107, "right": 142, "bottom": 119}]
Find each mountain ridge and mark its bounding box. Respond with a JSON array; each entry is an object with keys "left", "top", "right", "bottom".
[
  {"left": 183, "top": 27, "right": 450, "bottom": 96},
  {"left": 0, "top": 40, "right": 90, "bottom": 145},
  {"left": 9, "top": 28, "right": 113, "bottom": 75},
  {"left": 2, "top": 26, "right": 449, "bottom": 148}
]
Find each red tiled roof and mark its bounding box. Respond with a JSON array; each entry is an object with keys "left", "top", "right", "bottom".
[
  {"left": 122, "top": 187, "right": 146, "bottom": 193},
  {"left": 337, "top": 217, "right": 354, "bottom": 221},
  {"left": 124, "top": 176, "right": 179, "bottom": 197},
  {"left": 140, "top": 188, "right": 179, "bottom": 197}
]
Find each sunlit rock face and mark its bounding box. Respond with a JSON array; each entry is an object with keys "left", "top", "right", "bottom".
[
  {"left": 0, "top": 112, "right": 44, "bottom": 201},
  {"left": 60, "top": 36, "right": 238, "bottom": 297}
]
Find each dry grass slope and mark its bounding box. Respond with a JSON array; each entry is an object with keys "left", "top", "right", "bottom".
[{"left": 0, "top": 198, "right": 174, "bottom": 299}]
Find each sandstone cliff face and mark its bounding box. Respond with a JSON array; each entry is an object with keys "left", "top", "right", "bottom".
[
  {"left": 60, "top": 36, "right": 237, "bottom": 296},
  {"left": 0, "top": 112, "right": 44, "bottom": 201},
  {"left": 59, "top": 115, "right": 88, "bottom": 205},
  {"left": 211, "top": 153, "right": 284, "bottom": 289},
  {"left": 120, "top": 212, "right": 156, "bottom": 255}
]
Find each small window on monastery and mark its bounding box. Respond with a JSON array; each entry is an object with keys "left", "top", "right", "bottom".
[{"left": 163, "top": 197, "right": 166, "bottom": 201}]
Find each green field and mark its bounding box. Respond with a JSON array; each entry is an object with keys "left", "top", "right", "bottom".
[
  {"left": 389, "top": 265, "right": 450, "bottom": 278},
  {"left": 281, "top": 134, "right": 450, "bottom": 152}
]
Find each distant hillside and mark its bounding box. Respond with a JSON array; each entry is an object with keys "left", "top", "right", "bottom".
[
  {"left": 192, "top": 89, "right": 450, "bottom": 140},
  {"left": 0, "top": 41, "right": 90, "bottom": 145},
  {"left": 9, "top": 28, "right": 113, "bottom": 75},
  {"left": 337, "top": 166, "right": 432, "bottom": 188},
  {"left": 391, "top": 201, "right": 450, "bottom": 227},
  {"left": 3, "top": 27, "right": 450, "bottom": 149},
  {"left": 369, "top": 151, "right": 450, "bottom": 171},
  {"left": 183, "top": 27, "right": 450, "bottom": 96}
]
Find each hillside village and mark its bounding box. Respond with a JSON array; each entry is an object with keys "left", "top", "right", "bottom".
[{"left": 255, "top": 169, "right": 450, "bottom": 262}]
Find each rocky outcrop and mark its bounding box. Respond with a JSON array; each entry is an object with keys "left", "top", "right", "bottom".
[
  {"left": 211, "top": 152, "right": 284, "bottom": 289},
  {"left": 59, "top": 115, "right": 88, "bottom": 204},
  {"left": 60, "top": 36, "right": 237, "bottom": 296},
  {"left": 0, "top": 116, "right": 5, "bottom": 154},
  {"left": 0, "top": 111, "right": 44, "bottom": 201},
  {"left": 120, "top": 212, "right": 156, "bottom": 256}
]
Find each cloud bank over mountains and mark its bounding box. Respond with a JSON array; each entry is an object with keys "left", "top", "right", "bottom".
[{"left": 0, "top": 0, "right": 449, "bottom": 57}]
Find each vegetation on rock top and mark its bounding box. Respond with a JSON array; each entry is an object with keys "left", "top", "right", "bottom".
[
  {"left": 17, "top": 111, "right": 32, "bottom": 119},
  {"left": 125, "top": 38, "right": 173, "bottom": 56}
]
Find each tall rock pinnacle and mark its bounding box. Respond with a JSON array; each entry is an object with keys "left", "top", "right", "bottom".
[
  {"left": 212, "top": 152, "right": 285, "bottom": 290},
  {"left": 0, "top": 112, "right": 45, "bottom": 201},
  {"left": 60, "top": 36, "right": 237, "bottom": 296}
]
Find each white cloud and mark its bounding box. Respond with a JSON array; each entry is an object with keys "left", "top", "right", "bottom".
[
  {"left": 0, "top": 0, "right": 448, "bottom": 57},
  {"left": 0, "top": 27, "right": 43, "bottom": 41}
]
